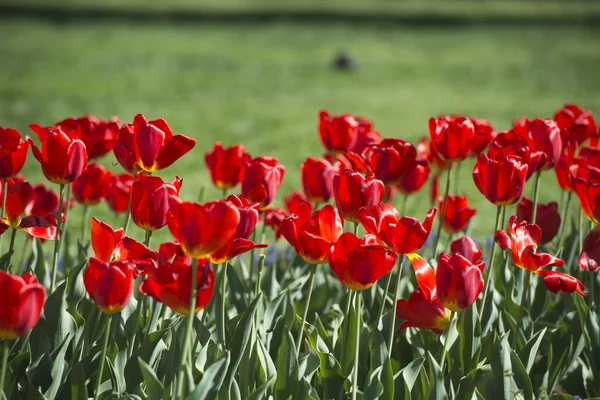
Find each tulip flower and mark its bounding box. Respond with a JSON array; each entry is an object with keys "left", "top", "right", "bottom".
[
  {"left": 167, "top": 199, "right": 240, "bottom": 259},
  {"left": 301, "top": 157, "right": 338, "bottom": 203},
  {"left": 0, "top": 271, "right": 45, "bottom": 339},
  {"left": 436, "top": 253, "right": 485, "bottom": 312},
  {"left": 84, "top": 258, "right": 135, "bottom": 314},
  {"left": 329, "top": 232, "right": 397, "bottom": 290},
  {"left": 113, "top": 114, "right": 196, "bottom": 174},
  {"left": 105, "top": 173, "right": 133, "bottom": 214},
  {"left": 396, "top": 289, "right": 451, "bottom": 334},
  {"left": 472, "top": 154, "right": 528, "bottom": 206},
  {"left": 429, "top": 116, "right": 475, "bottom": 162},
  {"left": 318, "top": 110, "right": 359, "bottom": 153},
  {"left": 575, "top": 165, "right": 600, "bottom": 225},
  {"left": 280, "top": 204, "right": 343, "bottom": 265},
  {"left": 0, "top": 127, "right": 29, "bottom": 179},
  {"left": 158, "top": 241, "right": 191, "bottom": 265},
  {"left": 240, "top": 156, "right": 285, "bottom": 209},
  {"left": 333, "top": 170, "right": 385, "bottom": 224},
  {"left": 285, "top": 191, "right": 310, "bottom": 216},
  {"left": 516, "top": 197, "right": 561, "bottom": 244},
  {"left": 396, "top": 160, "right": 430, "bottom": 196},
  {"left": 350, "top": 117, "right": 381, "bottom": 153},
  {"left": 554, "top": 104, "right": 597, "bottom": 148},
  {"left": 555, "top": 148, "right": 577, "bottom": 192},
  {"left": 140, "top": 258, "right": 215, "bottom": 315},
  {"left": 450, "top": 236, "right": 482, "bottom": 263},
  {"left": 205, "top": 142, "right": 249, "bottom": 191},
  {"left": 131, "top": 174, "right": 182, "bottom": 232},
  {"left": 346, "top": 139, "right": 417, "bottom": 186},
  {"left": 469, "top": 118, "right": 496, "bottom": 156},
  {"left": 578, "top": 227, "right": 600, "bottom": 272},
  {"left": 513, "top": 118, "right": 562, "bottom": 171},
  {"left": 72, "top": 163, "right": 112, "bottom": 206},
  {"left": 437, "top": 194, "right": 476, "bottom": 234},
  {"left": 487, "top": 130, "right": 541, "bottom": 179}
]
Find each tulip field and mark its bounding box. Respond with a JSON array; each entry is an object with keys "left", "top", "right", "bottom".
[{"left": 2, "top": 16, "right": 600, "bottom": 400}]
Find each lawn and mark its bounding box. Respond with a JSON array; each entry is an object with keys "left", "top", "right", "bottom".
[{"left": 1, "top": 18, "right": 599, "bottom": 244}]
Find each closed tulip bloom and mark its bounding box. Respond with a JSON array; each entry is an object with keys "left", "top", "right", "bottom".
[
  {"left": 436, "top": 253, "right": 484, "bottom": 312},
  {"left": 487, "top": 130, "right": 539, "bottom": 178},
  {"left": 535, "top": 270, "right": 586, "bottom": 297},
  {"left": 240, "top": 156, "right": 285, "bottom": 209},
  {"left": 554, "top": 104, "right": 597, "bottom": 147},
  {"left": 301, "top": 157, "right": 338, "bottom": 203},
  {"left": 105, "top": 173, "right": 133, "bottom": 213},
  {"left": 131, "top": 174, "right": 182, "bottom": 231},
  {"left": 72, "top": 163, "right": 112, "bottom": 206},
  {"left": 205, "top": 142, "right": 249, "bottom": 190},
  {"left": 140, "top": 259, "right": 215, "bottom": 315},
  {"left": 25, "top": 184, "right": 59, "bottom": 217},
  {"left": 29, "top": 127, "right": 88, "bottom": 184},
  {"left": 429, "top": 116, "right": 475, "bottom": 162},
  {"left": 333, "top": 170, "right": 385, "bottom": 223},
  {"left": 158, "top": 241, "right": 192, "bottom": 265},
  {"left": 396, "top": 289, "right": 451, "bottom": 334},
  {"left": 84, "top": 258, "right": 135, "bottom": 314},
  {"left": 280, "top": 204, "right": 344, "bottom": 264},
  {"left": 575, "top": 165, "right": 600, "bottom": 224},
  {"left": 350, "top": 117, "right": 381, "bottom": 153},
  {"left": 578, "top": 227, "right": 600, "bottom": 272},
  {"left": 469, "top": 118, "right": 496, "bottom": 156},
  {"left": 329, "top": 233, "right": 397, "bottom": 290},
  {"left": 319, "top": 110, "right": 359, "bottom": 153},
  {"left": 418, "top": 136, "right": 448, "bottom": 175},
  {"left": 438, "top": 194, "right": 476, "bottom": 234},
  {"left": 284, "top": 191, "right": 310, "bottom": 216},
  {"left": 473, "top": 154, "right": 528, "bottom": 206},
  {"left": 516, "top": 197, "right": 561, "bottom": 244},
  {"left": 513, "top": 118, "right": 562, "bottom": 171},
  {"left": 0, "top": 271, "right": 46, "bottom": 339},
  {"left": 209, "top": 194, "right": 267, "bottom": 264},
  {"left": 347, "top": 139, "right": 417, "bottom": 186},
  {"left": 555, "top": 149, "right": 577, "bottom": 191},
  {"left": 396, "top": 160, "right": 430, "bottom": 195},
  {"left": 0, "top": 127, "right": 29, "bottom": 179},
  {"left": 450, "top": 236, "right": 482, "bottom": 263},
  {"left": 168, "top": 199, "right": 241, "bottom": 259},
  {"left": 113, "top": 114, "right": 196, "bottom": 174}
]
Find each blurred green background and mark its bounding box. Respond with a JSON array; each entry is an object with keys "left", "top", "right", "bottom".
[{"left": 1, "top": 0, "right": 599, "bottom": 245}]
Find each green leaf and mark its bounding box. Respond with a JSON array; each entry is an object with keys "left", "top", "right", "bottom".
[
  {"left": 458, "top": 304, "right": 481, "bottom": 374},
  {"left": 44, "top": 332, "right": 73, "bottom": 399},
  {"left": 69, "top": 362, "right": 88, "bottom": 400},
  {"left": 427, "top": 352, "right": 448, "bottom": 400},
  {"left": 31, "top": 237, "right": 50, "bottom": 287},
  {"left": 518, "top": 327, "right": 546, "bottom": 374},
  {"left": 138, "top": 357, "right": 165, "bottom": 399},
  {"left": 275, "top": 329, "right": 299, "bottom": 400},
  {"left": 124, "top": 328, "right": 169, "bottom": 393},
  {"left": 509, "top": 348, "right": 533, "bottom": 400},
  {"left": 187, "top": 352, "right": 231, "bottom": 400},
  {"left": 40, "top": 281, "right": 76, "bottom": 349},
  {"left": 486, "top": 334, "right": 516, "bottom": 400},
  {"left": 454, "top": 364, "right": 492, "bottom": 400}
]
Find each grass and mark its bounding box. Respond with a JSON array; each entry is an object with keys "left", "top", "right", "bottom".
[{"left": 1, "top": 19, "right": 599, "bottom": 245}]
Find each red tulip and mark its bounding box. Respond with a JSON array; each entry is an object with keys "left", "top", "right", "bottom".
[
  {"left": 554, "top": 104, "right": 597, "bottom": 147},
  {"left": 437, "top": 194, "right": 476, "bottom": 234},
  {"left": 469, "top": 118, "right": 496, "bottom": 156},
  {"left": 472, "top": 154, "right": 528, "bottom": 206},
  {"left": 158, "top": 241, "right": 192, "bottom": 265},
  {"left": 318, "top": 110, "right": 359, "bottom": 153},
  {"left": 284, "top": 191, "right": 310, "bottom": 216},
  {"left": 84, "top": 258, "right": 135, "bottom": 314},
  {"left": 113, "top": 114, "right": 196, "bottom": 174},
  {"left": 450, "top": 236, "right": 482, "bottom": 263},
  {"left": 346, "top": 139, "right": 417, "bottom": 186},
  {"left": 396, "top": 160, "right": 430, "bottom": 195},
  {"left": 513, "top": 118, "right": 562, "bottom": 171},
  {"left": 264, "top": 208, "right": 287, "bottom": 240},
  {"left": 436, "top": 253, "right": 484, "bottom": 312},
  {"left": 578, "top": 227, "right": 600, "bottom": 272},
  {"left": 574, "top": 165, "right": 600, "bottom": 224},
  {"left": 72, "top": 163, "right": 112, "bottom": 206},
  {"left": 329, "top": 232, "right": 397, "bottom": 290},
  {"left": 495, "top": 215, "right": 585, "bottom": 296},
  {"left": 205, "top": 142, "right": 249, "bottom": 190},
  {"left": 0, "top": 271, "right": 45, "bottom": 339},
  {"left": 396, "top": 289, "right": 451, "bottom": 334},
  {"left": 555, "top": 148, "right": 577, "bottom": 191},
  {"left": 209, "top": 195, "right": 267, "bottom": 264},
  {"left": 418, "top": 136, "right": 448, "bottom": 175},
  {"left": 0, "top": 127, "right": 29, "bottom": 179},
  {"left": 301, "top": 157, "right": 338, "bottom": 203},
  {"left": 131, "top": 174, "right": 182, "bottom": 231},
  {"left": 105, "top": 173, "right": 133, "bottom": 213},
  {"left": 280, "top": 204, "right": 343, "bottom": 264},
  {"left": 167, "top": 199, "right": 240, "bottom": 259},
  {"left": 516, "top": 197, "right": 561, "bottom": 244},
  {"left": 29, "top": 127, "right": 88, "bottom": 184},
  {"left": 140, "top": 259, "right": 215, "bottom": 315},
  {"left": 25, "top": 184, "right": 59, "bottom": 217},
  {"left": 333, "top": 170, "right": 385, "bottom": 223},
  {"left": 240, "top": 156, "right": 285, "bottom": 209},
  {"left": 429, "top": 116, "right": 475, "bottom": 162},
  {"left": 350, "top": 117, "right": 381, "bottom": 153},
  {"left": 487, "top": 130, "right": 541, "bottom": 180}
]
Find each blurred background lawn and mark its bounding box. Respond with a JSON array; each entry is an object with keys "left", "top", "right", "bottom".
[{"left": 1, "top": 0, "right": 599, "bottom": 244}]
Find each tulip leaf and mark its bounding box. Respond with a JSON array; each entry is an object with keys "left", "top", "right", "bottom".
[
  {"left": 40, "top": 281, "right": 76, "bottom": 349},
  {"left": 459, "top": 304, "right": 482, "bottom": 374},
  {"left": 454, "top": 363, "right": 492, "bottom": 400},
  {"left": 394, "top": 356, "right": 425, "bottom": 400},
  {"left": 518, "top": 327, "right": 546, "bottom": 374},
  {"left": 124, "top": 328, "right": 169, "bottom": 393},
  {"left": 138, "top": 357, "right": 165, "bottom": 399},
  {"left": 509, "top": 348, "right": 533, "bottom": 400},
  {"left": 44, "top": 332, "right": 72, "bottom": 399},
  {"left": 69, "top": 362, "right": 88, "bottom": 400},
  {"left": 275, "top": 328, "right": 299, "bottom": 400},
  {"left": 31, "top": 237, "right": 51, "bottom": 287},
  {"left": 486, "top": 334, "right": 517, "bottom": 400},
  {"left": 187, "top": 351, "right": 231, "bottom": 400},
  {"left": 427, "top": 351, "right": 448, "bottom": 400}
]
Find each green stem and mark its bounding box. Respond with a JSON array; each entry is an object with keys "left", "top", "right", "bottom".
[
  {"left": 5, "top": 229, "right": 17, "bottom": 272},
  {"left": 479, "top": 205, "right": 504, "bottom": 317},
  {"left": 339, "top": 289, "right": 354, "bottom": 368},
  {"left": 375, "top": 266, "right": 394, "bottom": 326},
  {"left": 144, "top": 230, "right": 153, "bottom": 247},
  {"left": 453, "top": 161, "right": 462, "bottom": 193},
  {"left": 180, "top": 258, "right": 199, "bottom": 370},
  {"left": 555, "top": 191, "right": 572, "bottom": 252},
  {"left": 80, "top": 206, "right": 89, "bottom": 245},
  {"left": 222, "top": 189, "right": 227, "bottom": 199},
  {"left": 351, "top": 291, "right": 362, "bottom": 400},
  {"left": 512, "top": 270, "right": 532, "bottom": 349},
  {"left": 0, "top": 340, "right": 8, "bottom": 398},
  {"left": 388, "top": 255, "right": 406, "bottom": 357},
  {"left": 531, "top": 170, "right": 542, "bottom": 223},
  {"left": 579, "top": 208, "right": 584, "bottom": 254},
  {"left": 433, "top": 163, "right": 453, "bottom": 260},
  {"left": 254, "top": 255, "right": 265, "bottom": 334},
  {"left": 94, "top": 316, "right": 112, "bottom": 400},
  {"left": 398, "top": 194, "right": 408, "bottom": 216},
  {"left": 50, "top": 184, "right": 66, "bottom": 292},
  {"left": 296, "top": 264, "right": 317, "bottom": 356},
  {"left": 220, "top": 261, "right": 229, "bottom": 346},
  {"left": 353, "top": 221, "right": 358, "bottom": 236},
  {"left": 439, "top": 311, "right": 456, "bottom": 372}
]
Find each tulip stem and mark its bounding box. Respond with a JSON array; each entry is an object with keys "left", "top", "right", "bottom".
[
  {"left": 296, "top": 264, "right": 317, "bottom": 356},
  {"left": 439, "top": 311, "right": 456, "bottom": 372},
  {"left": 375, "top": 272, "right": 393, "bottom": 327},
  {"left": 388, "top": 255, "right": 406, "bottom": 357},
  {"left": 353, "top": 222, "right": 358, "bottom": 236},
  {"left": 254, "top": 255, "right": 265, "bottom": 331},
  {"left": 351, "top": 291, "right": 362, "bottom": 400},
  {"left": 220, "top": 261, "right": 229, "bottom": 346},
  {"left": 5, "top": 228, "right": 17, "bottom": 272},
  {"left": 513, "top": 270, "right": 532, "bottom": 349},
  {"left": 579, "top": 208, "right": 584, "bottom": 254},
  {"left": 433, "top": 163, "right": 453, "bottom": 260},
  {"left": 144, "top": 230, "right": 153, "bottom": 247},
  {"left": 50, "top": 184, "right": 66, "bottom": 292},
  {"left": 94, "top": 316, "right": 112, "bottom": 400},
  {"left": 0, "top": 340, "right": 8, "bottom": 398},
  {"left": 555, "top": 191, "right": 572, "bottom": 253},
  {"left": 399, "top": 194, "right": 408, "bottom": 216},
  {"left": 531, "top": 170, "right": 542, "bottom": 223},
  {"left": 340, "top": 289, "right": 354, "bottom": 368},
  {"left": 181, "top": 258, "right": 198, "bottom": 370},
  {"left": 479, "top": 205, "right": 503, "bottom": 318},
  {"left": 80, "top": 206, "right": 89, "bottom": 246}
]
